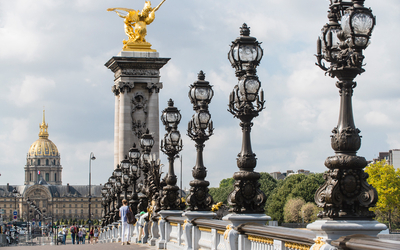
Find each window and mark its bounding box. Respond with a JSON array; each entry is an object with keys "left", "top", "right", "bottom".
[
  {"left": 45, "top": 173, "right": 49, "bottom": 182},
  {"left": 95, "top": 209, "right": 98, "bottom": 214},
  {"left": 56, "top": 209, "right": 58, "bottom": 214},
  {"left": 95, "top": 204, "right": 97, "bottom": 208},
  {"left": 75, "top": 209, "right": 77, "bottom": 214},
  {"left": 81, "top": 209, "right": 83, "bottom": 214},
  {"left": 81, "top": 204, "right": 83, "bottom": 208},
  {"left": 63, "top": 209, "right": 65, "bottom": 214},
  {"left": 54, "top": 173, "right": 56, "bottom": 181},
  {"left": 38, "top": 159, "right": 40, "bottom": 165},
  {"left": 63, "top": 204, "right": 65, "bottom": 208},
  {"left": 56, "top": 204, "right": 58, "bottom": 208},
  {"left": 69, "top": 204, "right": 71, "bottom": 208},
  {"left": 30, "top": 173, "right": 32, "bottom": 181},
  {"left": 46, "top": 159, "right": 49, "bottom": 165},
  {"left": 69, "top": 209, "right": 71, "bottom": 214},
  {"left": 9, "top": 204, "right": 12, "bottom": 208}
]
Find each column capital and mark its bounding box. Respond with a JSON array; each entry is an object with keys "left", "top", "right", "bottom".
[
  {"left": 105, "top": 56, "right": 170, "bottom": 81},
  {"left": 147, "top": 82, "right": 163, "bottom": 93}
]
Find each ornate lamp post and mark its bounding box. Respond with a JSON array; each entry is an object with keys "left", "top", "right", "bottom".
[
  {"left": 103, "top": 181, "right": 112, "bottom": 224},
  {"left": 308, "top": 0, "right": 386, "bottom": 246},
  {"left": 120, "top": 156, "right": 131, "bottom": 200},
  {"left": 113, "top": 165, "right": 123, "bottom": 222},
  {"left": 314, "top": 0, "right": 377, "bottom": 220},
  {"left": 128, "top": 144, "right": 141, "bottom": 214},
  {"left": 88, "top": 152, "right": 95, "bottom": 231},
  {"left": 138, "top": 130, "right": 154, "bottom": 213},
  {"left": 100, "top": 188, "right": 108, "bottom": 226},
  {"left": 186, "top": 71, "right": 214, "bottom": 211},
  {"left": 160, "top": 99, "right": 183, "bottom": 210},
  {"left": 108, "top": 175, "right": 116, "bottom": 222},
  {"left": 226, "top": 24, "right": 267, "bottom": 215}
]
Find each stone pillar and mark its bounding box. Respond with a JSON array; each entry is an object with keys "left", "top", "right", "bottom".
[
  {"left": 113, "top": 87, "right": 120, "bottom": 168},
  {"left": 105, "top": 51, "right": 170, "bottom": 168},
  {"left": 118, "top": 86, "right": 132, "bottom": 164},
  {"left": 147, "top": 88, "right": 160, "bottom": 157}
]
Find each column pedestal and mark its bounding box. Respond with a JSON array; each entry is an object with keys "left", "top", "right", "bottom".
[
  {"left": 158, "top": 210, "right": 183, "bottom": 249},
  {"left": 105, "top": 51, "right": 170, "bottom": 168},
  {"left": 183, "top": 211, "right": 216, "bottom": 250},
  {"left": 222, "top": 214, "right": 271, "bottom": 250},
  {"left": 307, "top": 219, "right": 387, "bottom": 249}
]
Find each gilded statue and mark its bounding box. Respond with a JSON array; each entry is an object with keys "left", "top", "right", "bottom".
[{"left": 108, "top": 0, "right": 166, "bottom": 52}]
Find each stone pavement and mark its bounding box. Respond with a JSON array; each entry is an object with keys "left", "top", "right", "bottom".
[{"left": 9, "top": 242, "right": 155, "bottom": 250}]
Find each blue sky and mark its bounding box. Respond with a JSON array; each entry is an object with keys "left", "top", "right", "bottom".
[{"left": 0, "top": 0, "right": 399, "bottom": 188}]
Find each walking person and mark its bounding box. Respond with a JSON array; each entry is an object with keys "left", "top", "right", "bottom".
[
  {"left": 82, "top": 226, "right": 87, "bottom": 244},
  {"left": 70, "top": 223, "right": 77, "bottom": 244},
  {"left": 77, "top": 228, "right": 83, "bottom": 244},
  {"left": 94, "top": 226, "right": 99, "bottom": 244},
  {"left": 119, "top": 199, "right": 131, "bottom": 245},
  {"left": 138, "top": 211, "right": 148, "bottom": 243},
  {"left": 62, "top": 225, "right": 68, "bottom": 245},
  {"left": 89, "top": 227, "right": 94, "bottom": 244}
]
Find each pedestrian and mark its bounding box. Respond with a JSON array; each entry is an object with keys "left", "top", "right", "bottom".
[
  {"left": 77, "top": 228, "right": 83, "bottom": 244},
  {"left": 89, "top": 227, "right": 94, "bottom": 244},
  {"left": 70, "top": 223, "right": 77, "bottom": 244},
  {"left": 119, "top": 199, "right": 131, "bottom": 245},
  {"left": 94, "top": 226, "right": 99, "bottom": 244},
  {"left": 138, "top": 211, "right": 148, "bottom": 243},
  {"left": 82, "top": 226, "right": 87, "bottom": 244},
  {"left": 62, "top": 225, "right": 68, "bottom": 245}
]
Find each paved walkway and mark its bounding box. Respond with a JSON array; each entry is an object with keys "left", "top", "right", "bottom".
[{"left": 8, "top": 242, "right": 155, "bottom": 250}]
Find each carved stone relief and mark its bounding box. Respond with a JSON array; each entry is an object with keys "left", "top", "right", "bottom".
[{"left": 131, "top": 92, "right": 148, "bottom": 138}]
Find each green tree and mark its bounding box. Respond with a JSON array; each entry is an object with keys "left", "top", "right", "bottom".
[
  {"left": 288, "top": 173, "right": 325, "bottom": 202},
  {"left": 259, "top": 172, "right": 278, "bottom": 207},
  {"left": 209, "top": 177, "right": 235, "bottom": 204},
  {"left": 365, "top": 160, "right": 400, "bottom": 231},
  {"left": 266, "top": 174, "right": 307, "bottom": 223},
  {"left": 301, "top": 202, "right": 320, "bottom": 223},
  {"left": 283, "top": 197, "right": 305, "bottom": 223},
  {"left": 266, "top": 173, "right": 324, "bottom": 224}
]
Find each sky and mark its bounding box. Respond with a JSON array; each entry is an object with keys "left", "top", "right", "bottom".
[{"left": 0, "top": 0, "right": 399, "bottom": 189}]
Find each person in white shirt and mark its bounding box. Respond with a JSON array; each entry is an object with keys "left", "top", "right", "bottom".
[{"left": 119, "top": 199, "right": 131, "bottom": 245}]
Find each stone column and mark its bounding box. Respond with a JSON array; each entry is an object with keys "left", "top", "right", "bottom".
[
  {"left": 113, "top": 87, "right": 120, "bottom": 168},
  {"left": 118, "top": 85, "right": 133, "bottom": 165},
  {"left": 105, "top": 51, "right": 170, "bottom": 167},
  {"left": 147, "top": 87, "right": 161, "bottom": 158}
]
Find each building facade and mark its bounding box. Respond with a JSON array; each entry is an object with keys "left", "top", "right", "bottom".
[
  {"left": 0, "top": 112, "right": 102, "bottom": 225},
  {"left": 373, "top": 149, "right": 400, "bottom": 168}
]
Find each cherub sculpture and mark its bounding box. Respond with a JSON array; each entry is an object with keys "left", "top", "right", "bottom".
[{"left": 108, "top": 0, "right": 166, "bottom": 51}]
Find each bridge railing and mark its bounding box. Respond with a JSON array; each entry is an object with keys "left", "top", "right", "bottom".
[
  {"left": 330, "top": 235, "right": 400, "bottom": 250},
  {"left": 97, "top": 215, "right": 400, "bottom": 250}
]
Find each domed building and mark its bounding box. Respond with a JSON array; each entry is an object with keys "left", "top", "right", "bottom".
[
  {"left": 0, "top": 111, "right": 103, "bottom": 225},
  {"left": 25, "top": 111, "right": 62, "bottom": 185}
]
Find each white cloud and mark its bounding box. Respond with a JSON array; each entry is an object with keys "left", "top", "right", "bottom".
[
  {"left": 0, "top": 0, "right": 398, "bottom": 188},
  {"left": 8, "top": 76, "right": 56, "bottom": 106}
]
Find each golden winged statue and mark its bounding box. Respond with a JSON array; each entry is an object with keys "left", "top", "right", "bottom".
[{"left": 108, "top": 0, "right": 166, "bottom": 52}]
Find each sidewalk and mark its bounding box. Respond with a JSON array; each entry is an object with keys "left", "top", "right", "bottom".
[{"left": 9, "top": 242, "right": 155, "bottom": 250}]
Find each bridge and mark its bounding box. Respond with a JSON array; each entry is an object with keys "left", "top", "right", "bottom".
[{"left": 98, "top": 1, "right": 400, "bottom": 250}]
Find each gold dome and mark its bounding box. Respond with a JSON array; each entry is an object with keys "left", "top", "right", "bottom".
[{"left": 28, "top": 110, "right": 59, "bottom": 157}]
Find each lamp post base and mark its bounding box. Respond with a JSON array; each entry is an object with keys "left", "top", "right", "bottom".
[
  {"left": 158, "top": 210, "right": 183, "bottom": 249},
  {"left": 222, "top": 213, "right": 271, "bottom": 227},
  {"left": 307, "top": 219, "right": 387, "bottom": 248}
]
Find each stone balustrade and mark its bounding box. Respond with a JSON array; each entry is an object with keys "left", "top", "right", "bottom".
[{"left": 98, "top": 215, "right": 400, "bottom": 250}]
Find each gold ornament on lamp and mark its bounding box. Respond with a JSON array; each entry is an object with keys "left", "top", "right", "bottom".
[{"left": 107, "top": 0, "right": 166, "bottom": 52}]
